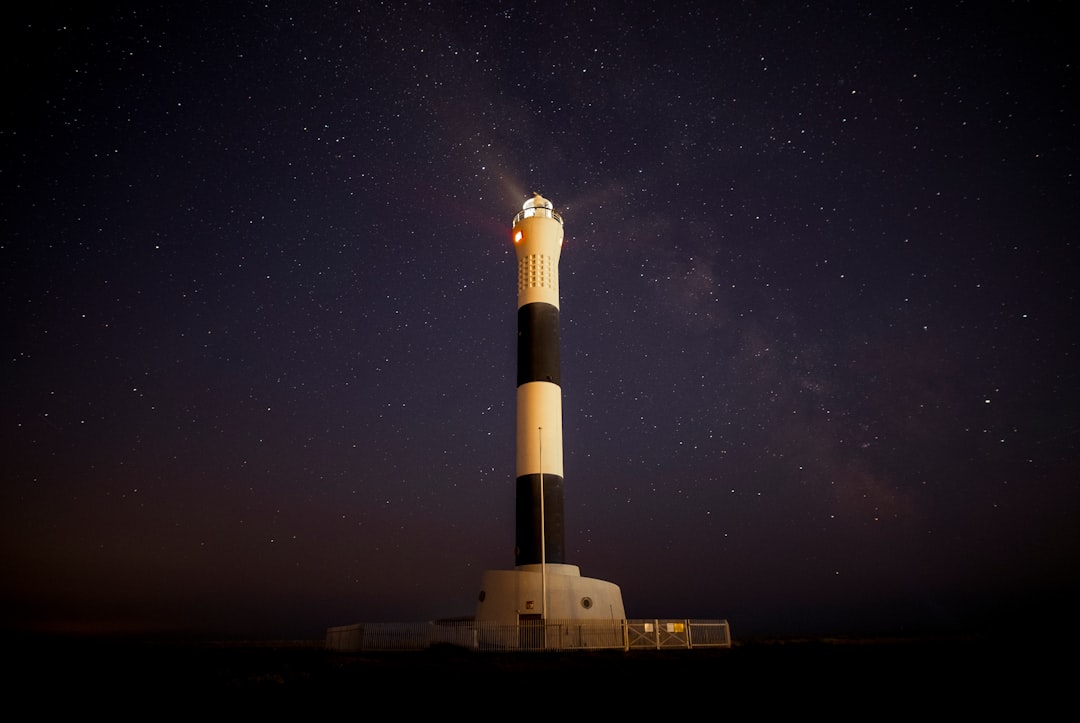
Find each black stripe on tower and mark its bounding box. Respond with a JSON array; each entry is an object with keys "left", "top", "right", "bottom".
[
  {"left": 516, "top": 303, "right": 560, "bottom": 386},
  {"left": 515, "top": 475, "right": 565, "bottom": 565}
]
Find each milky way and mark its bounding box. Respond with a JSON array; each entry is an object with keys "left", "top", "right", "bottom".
[{"left": 3, "top": 2, "right": 1077, "bottom": 639}]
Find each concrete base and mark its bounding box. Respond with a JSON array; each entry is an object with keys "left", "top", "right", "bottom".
[{"left": 475, "top": 564, "right": 626, "bottom": 624}]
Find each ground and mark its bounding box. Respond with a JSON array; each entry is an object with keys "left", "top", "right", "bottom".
[{"left": 7, "top": 632, "right": 1061, "bottom": 714}]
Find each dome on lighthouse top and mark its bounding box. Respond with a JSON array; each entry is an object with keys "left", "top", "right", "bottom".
[
  {"left": 514, "top": 193, "right": 563, "bottom": 226},
  {"left": 523, "top": 193, "right": 553, "bottom": 211}
]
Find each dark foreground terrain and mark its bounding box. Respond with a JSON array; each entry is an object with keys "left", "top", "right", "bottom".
[{"left": 8, "top": 633, "right": 1061, "bottom": 714}]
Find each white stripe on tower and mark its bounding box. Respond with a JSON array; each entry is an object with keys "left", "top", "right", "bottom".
[{"left": 512, "top": 193, "right": 566, "bottom": 567}]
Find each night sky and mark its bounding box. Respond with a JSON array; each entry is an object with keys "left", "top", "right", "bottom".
[{"left": 3, "top": 2, "right": 1077, "bottom": 641}]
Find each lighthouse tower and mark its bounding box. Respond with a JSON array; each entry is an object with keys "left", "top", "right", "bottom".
[{"left": 475, "top": 194, "right": 626, "bottom": 627}]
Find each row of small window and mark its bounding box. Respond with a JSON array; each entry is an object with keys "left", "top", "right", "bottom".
[{"left": 518, "top": 255, "right": 556, "bottom": 291}]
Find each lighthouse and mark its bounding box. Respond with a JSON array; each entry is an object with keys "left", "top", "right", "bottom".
[
  {"left": 513, "top": 193, "right": 566, "bottom": 568},
  {"left": 475, "top": 194, "right": 626, "bottom": 628}
]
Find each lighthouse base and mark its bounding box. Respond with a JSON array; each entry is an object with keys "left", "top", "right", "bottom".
[{"left": 475, "top": 564, "right": 626, "bottom": 626}]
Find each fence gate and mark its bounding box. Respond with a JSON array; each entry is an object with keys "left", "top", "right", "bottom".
[{"left": 626, "top": 620, "right": 692, "bottom": 650}]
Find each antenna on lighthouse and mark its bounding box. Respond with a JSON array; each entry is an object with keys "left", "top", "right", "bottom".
[{"left": 539, "top": 425, "right": 547, "bottom": 621}]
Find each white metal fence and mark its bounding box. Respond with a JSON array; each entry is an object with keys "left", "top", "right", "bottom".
[{"left": 325, "top": 619, "right": 731, "bottom": 653}]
